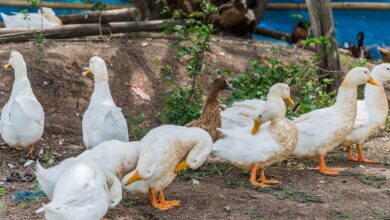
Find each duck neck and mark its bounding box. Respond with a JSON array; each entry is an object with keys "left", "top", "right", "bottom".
[
  {"left": 334, "top": 81, "right": 358, "bottom": 112},
  {"left": 90, "top": 81, "right": 115, "bottom": 106},
  {"left": 266, "top": 95, "right": 286, "bottom": 117},
  {"left": 205, "top": 87, "right": 221, "bottom": 104},
  {"left": 364, "top": 79, "right": 389, "bottom": 123},
  {"left": 11, "top": 66, "right": 33, "bottom": 98}
]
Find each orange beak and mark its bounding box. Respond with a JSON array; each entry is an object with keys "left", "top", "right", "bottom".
[
  {"left": 285, "top": 96, "right": 294, "bottom": 105},
  {"left": 367, "top": 76, "right": 380, "bottom": 86},
  {"left": 82, "top": 68, "right": 92, "bottom": 77},
  {"left": 174, "top": 160, "right": 189, "bottom": 173},
  {"left": 124, "top": 171, "right": 142, "bottom": 186},
  {"left": 4, "top": 64, "right": 12, "bottom": 69},
  {"left": 251, "top": 120, "right": 261, "bottom": 135}
]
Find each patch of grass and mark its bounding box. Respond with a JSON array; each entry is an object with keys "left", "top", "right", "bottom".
[
  {"left": 383, "top": 189, "right": 390, "bottom": 196},
  {"left": 0, "top": 201, "right": 7, "bottom": 209},
  {"left": 224, "top": 179, "right": 323, "bottom": 203},
  {"left": 38, "top": 149, "right": 57, "bottom": 167},
  {"left": 383, "top": 157, "right": 390, "bottom": 167},
  {"left": 245, "top": 209, "right": 264, "bottom": 220},
  {"left": 0, "top": 187, "right": 6, "bottom": 196},
  {"left": 121, "top": 198, "right": 139, "bottom": 208},
  {"left": 128, "top": 110, "right": 149, "bottom": 141},
  {"left": 373, "top": 208, "right": 390, "bottom": 219},
  {"left": 19, "top": 201, "right": 32, "bottom": 209},
  {"left": 341, "top": 170, "right": 386, "bottom": 188},
  {"left": 179, "top": 162, "right": 236, "bottom": 180},
  {"left": 334, "top": 210, "right": 350, "bottom": 219}
]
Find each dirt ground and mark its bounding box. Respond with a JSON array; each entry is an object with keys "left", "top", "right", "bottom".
[{"left": 0, "top": 33, "right": 389, "bottom": 219}]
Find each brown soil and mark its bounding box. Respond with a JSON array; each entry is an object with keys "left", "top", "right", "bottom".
[{"left": 0, "top": 32, "right": 389, "bottom": 219}]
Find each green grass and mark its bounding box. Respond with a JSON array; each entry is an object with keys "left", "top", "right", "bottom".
[
  {"left": 245, "top": 209, "right": 264, "bottom": 220},
  {"left": 121, "top": 198, "right": 139, "bottom": 208},
  {"left": 383, "top": 157, "right": 390, "bottom": 167},
  {"left": 383, "top": 189, "right": 390, "bottom": 196},
  {"left": 334, "top": 210, "right": 350, "bottom": 219},
  {"left": 341, "top": 170, "right": 386, "bottom": 188},
  {"left": 373, "top": 208, "right": 390, "bottom": 219},
  {"left": 0, "top": 187, "right": 6, "bottom": 196},
  {"left": 179, "top": 162, "right": 237, "bottom": 181},
  {"left": 224, "top": 178, "right": 323, "bottom": 203}
]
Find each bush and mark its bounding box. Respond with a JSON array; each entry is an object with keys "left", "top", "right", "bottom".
[{"left": 225, "top": 58, "right": 336, "bottom": 116}]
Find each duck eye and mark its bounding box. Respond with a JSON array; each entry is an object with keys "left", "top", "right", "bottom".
[
  {"left": 364, "top": 71, "right": 368, "bottom": 74},
  {"left": 258, "top": 115, "right": 262, "bottom": 118},
  {"left": 387, "top": 68, "right": 390, "bottom": 71}
]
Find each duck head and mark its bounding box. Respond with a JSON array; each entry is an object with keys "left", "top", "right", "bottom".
[
  {"left": 251, "top": 83, "right": 293, "bottom": 135},
  {"left": 123, "top": 148, "right": 159, "bottom": 186},
  {"left": 212, "top": 78, "right": 234, "bottom": 91},
  {"left": 4, "top": 51, "right": 27, "bottom": 76},
  {"left": 83, "top": 56, "right": 109, "bottom": 83},
  {"left": 342, "top": 67, "right": 378, "bottom": 87},
  {"left": 370, "top": 63, "right": 390, "bottom": 84},
  {"left": 174, "top": 134, "right": 213, "bottom": 173}
]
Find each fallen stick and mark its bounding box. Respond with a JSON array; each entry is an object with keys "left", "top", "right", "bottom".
[{"left": 0, "top": 20, "right": 183, "bottom": 43}]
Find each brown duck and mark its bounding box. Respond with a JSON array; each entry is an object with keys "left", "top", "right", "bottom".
[
  {"left": 378, "top": 47, "right": 390, "bottom": 62},
  {"left": 186, "top": 78, "right": 233, "bottom": 141}
]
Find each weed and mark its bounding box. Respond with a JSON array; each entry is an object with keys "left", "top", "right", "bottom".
[
  {"left": 121, "top": 198, "right": 139, "bottom": 207},
  {"left": 128, "top": 110, "right": 149, "bottom": 140},
  {"left": 223, "top": 179, "right": 323, "bottom": 203},
  {"left": 19, "top": 201, "right": 32, "bottom": 209},
  {"left": 373, "top": 208, "right": 390, "bottom": 219},
  {"left": 0, "top": 201, "right": 7, "bottom": 209},
  {"left": 179, "top": 162, "right": 235, "bottom": 180},
  {"left": 383, "top": 188, "right": 390, "bottom": 196},
  {"left": 385, "top": 113, "right": 390, "bottom": 132},
  {"left": 245, "top": 209, "right": 264, "bottom": 220},
  {"left": 334, "top": 210, "right": 350, "bottom": 219},
  {"left": 38, "top": 149, "right": 57, "bottom": 167},
  {"left": 384, "top": 157, "right": 390, "bottom": 166},
  {"left": 290, "top": 13, "right": 310, "bottom": 29},
  {"left": 225, "top": 58, "right": 336, "bottom": 117},
  {"left": 0, "top": 187, "right": 5, "bottom": 196},
  {"left": 341, "top": 170, "right": 386, "bottom": 188},
  {"left": 157, "top": 2, "right": 217, "bottom": 125}
]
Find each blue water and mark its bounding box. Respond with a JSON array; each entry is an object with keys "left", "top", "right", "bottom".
[
  {"left": 1, "top": 0, "right": 389, "bottom": 59},
  {"left": 259, "top": 0, "right": 390, "bottom": 59}
]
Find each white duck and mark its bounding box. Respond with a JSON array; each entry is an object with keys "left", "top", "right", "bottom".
[
  {"left": 36, "top": 140, "right": 155, "bottom": 203},
  {"left": 213, "top": 83, "right": 298, "bottom": 187},
  {"left": 1, "top": 7, "right": 62, "bottom": 29},
  {"left": 341, "top": 63, "right": 390, "bottom": 163},
  {"left": 221, "top": 89, "right": 294, "bottom": 129},
  {"left": 1, "top": 51, "right": 44, "bottom": 156},
  {"left": 82, "top": 56, "right": 129, "bottom": 149},
  {"left": 123, "top": 125, "right": 213, "bottom": 211},
  {"left": 36, "top": 162, "right": 120, "bottom": 220},
  {"left": 293, "top": 67, "right": 379, "bottom": 175}
]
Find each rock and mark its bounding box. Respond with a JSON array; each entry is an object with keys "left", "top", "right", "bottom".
[
  {"left": 191, "top": 178, "right": 200, "bottom": 185},
  {"left": 7, "top": 163, "right": 15, "bottom": 169},
  {"left": 224, "top": 206, "right": 232, "bottom": 213},
  {"left": 141, "top": 42, "right": 148, "bottom": 47},
  {"left": 23, "top": 160, "right": 34, "bottom": 167}
]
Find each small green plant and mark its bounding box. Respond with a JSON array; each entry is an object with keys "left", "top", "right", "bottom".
[
  {"left": 38, "top": 149, "right": 57, "bottom": 167},
  {"left": 334, "top": 210, "right": 350, "bottom": 219},
  {"left": 290, "top": 13, "right": 310, "bottom": 29},
  {"left": 225, "top": 58, "right": 336, "bottom": 116},
  {"left": 22, "top": 0, "right": 46, "bottom": 61},
  {"left": 385, "top": 113, "right": 390, "bottom": 132},
  {"left": 305, "top": 36, "right": 331, "bottom": 52},
  {"left": 85, "top": 0, "right": 107, "bottom": 11},
  {"left": 341, "top": 170, "right": 386, "bottom": 188},
  {"left": 127, "top": 110, "right": 149, "bottom": 140},
  {"left": 179, "top": 162, "right": 235, "bottom": 180},
  {"left": 121, "top": 198, "right": 139, "bottom": 207},
  {"left": 0, "top": 187, "right": 6, "bottom": 196},
  {"left": 158, "top": 2, "right": 217, "bottom": 125}
]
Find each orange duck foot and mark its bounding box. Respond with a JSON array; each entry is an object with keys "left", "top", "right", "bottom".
[
  {"left": 158, "top": 191, "right": 181, "bottom": 207},
  {"left": 355, "top": 144, "right": 379, "bottom": 164},
  {"left": 249, "top": 165, "right": 278, "bottom": 188},
  {"left": 27, "top": 144, "right": 35, "bottom": 158},
  {"left": 318, "top": 155, "right": 341, "bottom": 175}
]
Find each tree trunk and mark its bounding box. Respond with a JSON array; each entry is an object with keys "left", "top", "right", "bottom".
[{"left": 306, "top": 0, "right": 341, "bottom": 90}]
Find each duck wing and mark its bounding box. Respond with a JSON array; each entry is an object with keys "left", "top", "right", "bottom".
[
  {"left": 221, "top": 99, "right": 266, "bottom": 129},
  {"left": 353, "top": 100, "right": 370, "bottom": 129},
  {"left": 102, "top": 107, "right": 129, "bottom": 142}
]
